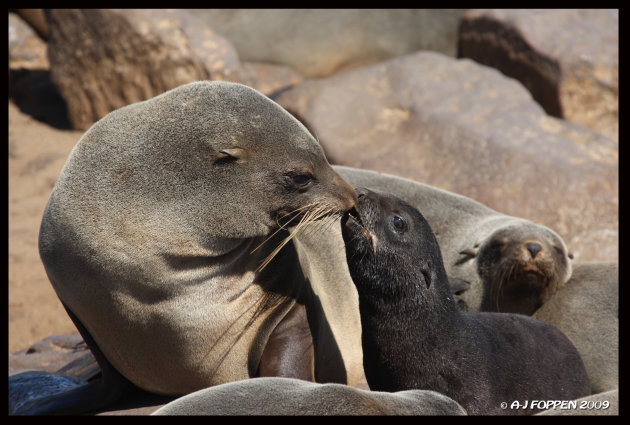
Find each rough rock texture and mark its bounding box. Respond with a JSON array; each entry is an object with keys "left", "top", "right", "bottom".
[
  {"left": 191, "top": 9, "right": 466, "bottom": 78},
  {"left": 45, "top": 9, "right": 241, "bottom": 130},
  {"left": 9, "top": 371, "right": 88, "bottom": 416},
  {"left": 9, "top": 12, "right": 49, "bottom": 70},
  {"left": 9, "top": 334, "right": 99, "bottom": 381},
  {"left": 15, "top": 9, "right": 49, "bottom": 39},
  {"left": 237, "top": 61, "right": 304, "bottom": 96},
  {"left": 275, "top": 51, "right": 618, "bottom": 262},
  {"left": 459, "top": 9, "right": 618, "bottom": 142}
]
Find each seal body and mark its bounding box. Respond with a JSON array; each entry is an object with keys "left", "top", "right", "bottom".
[
  {"left": 38, "top": 81, "right": 359, "bottom": 402},
  {"left": 152, "top": 377, "right": 467, "bottom": 415},
  {"left": 341, "top": 188, "right": 590, "bottom": 415},
  {"left": 534, "top": 262, "right": 618, "bottom": 393},
  {"left": 335, "top": 166, "right": 572, "bottom": 315}
]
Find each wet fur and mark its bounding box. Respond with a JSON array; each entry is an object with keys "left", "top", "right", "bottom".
[{"left": 341, "top": 189, "right": 590, "bottom": 415}]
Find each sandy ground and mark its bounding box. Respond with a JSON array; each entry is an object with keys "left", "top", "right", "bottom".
[{"left": 9, "top": 100, "right": 81, "bottom": 354}]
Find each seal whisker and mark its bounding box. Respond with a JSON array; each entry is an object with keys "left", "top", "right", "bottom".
[
  {"left": 257, "top": 205, "right": 335, "bottom": 272},
  {"left": 250, "top": 202, "right": 322, "bottom": 255}
]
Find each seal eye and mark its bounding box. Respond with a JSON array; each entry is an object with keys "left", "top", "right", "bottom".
[
  {"left": 392, "top": 215, "right": 406, "bottom": 232},
  {"left": 286, "top": 172, "right": 313, "bottom": 189}
]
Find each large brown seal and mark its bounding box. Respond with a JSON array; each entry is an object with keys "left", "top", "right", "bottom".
[
  {"left": 334, "top": 166, "right": 573, "bottom": 315},
  {"left": 340, "top": 188, "right": 590, "bottom": 415},
  {"left": 34, "top": 81, "right": 361, "bottom": 414},
  {"left": 152, "top": 377, "right": 467, "bottom": 415}
]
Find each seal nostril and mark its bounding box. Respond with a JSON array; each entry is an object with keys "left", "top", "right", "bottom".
[{"left": 527, "top": 242, "right": 542, "bottom": 258}]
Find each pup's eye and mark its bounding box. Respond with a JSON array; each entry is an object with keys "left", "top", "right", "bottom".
[
  {"left": 286, "top": 173, "right": 313, "bottom": 188},
  {"left": 393, "top": 215, "right": 406, "bottom": 231}
]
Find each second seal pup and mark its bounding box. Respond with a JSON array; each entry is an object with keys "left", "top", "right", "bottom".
[
  {"left": 341, "top": 188, "right": 590, "bottom": 415},
  {"left": 35, "top": 81, "right": 361, "bottom": 414}
]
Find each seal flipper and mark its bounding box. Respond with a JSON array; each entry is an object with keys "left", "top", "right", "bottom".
[
  {"left": 258, "top": 302, "right": 315, "bottom": 381},
  {"left": 20, "top": 305, "right": 132, "bottom": 415}
]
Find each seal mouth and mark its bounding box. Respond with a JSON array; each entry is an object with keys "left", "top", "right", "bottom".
[
  {"left": 342, "top": 206, "right": 364, "bottom": 230},
  {"left": 342, "top": 205, "right": 375, "bottom": 251}
]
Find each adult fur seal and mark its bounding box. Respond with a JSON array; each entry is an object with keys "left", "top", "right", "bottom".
[
  {"left": 35, "top": 81, "right": 361, "bottom": 414},
  {"left": 340, "top": 188, "right": 590, "bottom": 415},
  {"left": 534, "top": 262, "right": 618, "bottom": 393},
  {"left": 334, "top": 166, "right": 573, "bottom": 315},
  {"left": 152, "top": 377, "right": 467, "bottom": 415}
]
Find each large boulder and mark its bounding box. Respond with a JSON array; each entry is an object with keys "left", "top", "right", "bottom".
[
  {"left": 191, "top": 9, "right": 466, "bottom": 78},
  {"left": 9, "top": 12, "right": 49, "bottom": 70},
  {"left": 275, "top": 51, "right": 618, "bottom": 262},
  {"left": 45, "top": 9, "right": 241, "bottom": 130},
  {"left": 458, "top": 9, "right": 618, "bottom": 142}
]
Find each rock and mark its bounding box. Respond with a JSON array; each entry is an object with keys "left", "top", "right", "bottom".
[
  {"left": 534, "top": 262, "right": 618, "bottom": 394},
  {"left": 458, "top": 9, "right": 618, "bottom": 142},
  {"left": 14, "top": 9, "right": 49, "bottom": 39},
  {"left": 275, "top": 51, "right": 618, "bottom": 262},
  {"left": 45, "top": 9, "right": 241, "bottom": 130},
  {"left": 191, "top": 9, "right": 466, "bottom": 78},
  {"left": 238, "top": 61, "right": 304, "bottom": 96},
  {"left": 9, "top": 371, "right": 88, "bottom": 415},
  {"left": 9, "top": 333, "right": 99, "bottom": 381},
  {"left": 9, "top": 12, "right": 49, "bottom": 70}
]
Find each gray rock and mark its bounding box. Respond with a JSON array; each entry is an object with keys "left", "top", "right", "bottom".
[
  {"left": 9, "top": 333, "right": 99, "bottom": 381},
  {"left": 459, "top": 9, "right": 618, "bottom": 142},
  {"left": 534, "top": 262, "right": 618, "bottom": 394},
  {"left": 190, "top": 9, "right": 466, "bottom": 78},
  {"left": 9, "top": 371, "right": 88, "bottom": 415},
  {"left": 275, "top": 51, "right": 618, "bottom": 262},
  {"left": 45, "top": 9, "right": 241, "bottom": 130},
  {"left": 238, "top": 61, "right": 304, "bottom": 96}
]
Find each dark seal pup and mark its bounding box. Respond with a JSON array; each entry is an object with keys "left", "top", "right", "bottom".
[
  {"left": 340, "top": 188, "right": 590, "bottom": 415},
  {"left": 34, "top": 81, "right": 361, "bottom": 414},
  {"left": 334, "top": 166, "right": 573, "bottom": 316}
]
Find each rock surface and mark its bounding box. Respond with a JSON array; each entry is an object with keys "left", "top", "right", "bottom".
[
  {"left": 459, "top": 9, "right": 618, "bottom": 142},
  {"left": 191, "top": 9, "right": 466, "bottom": 78},
  {"left": 45, "top": 9, "right": 241, "bottom": 130},
  {"left": 9, "top": 12, "right": 49, "bottom": 70},
  {"left": 276, "top": 51, "right": 618, "bottom": 262}
]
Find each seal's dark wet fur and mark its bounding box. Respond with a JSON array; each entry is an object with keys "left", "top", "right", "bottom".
[{"left": 341, "top": 188, "right": 590, "bottom": 415}]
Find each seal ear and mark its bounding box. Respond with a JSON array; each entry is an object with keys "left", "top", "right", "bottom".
[
  {"left": 216, "top": 148, "right": 247, "bottom": 164},
  {"left": 421, "top": 269, "right": 432, "bottom": 289},
  {"left": 448, "top": 277, "right": 471, "bottom": 296}
]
